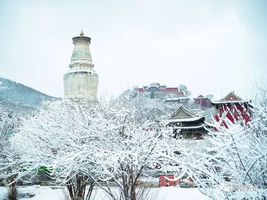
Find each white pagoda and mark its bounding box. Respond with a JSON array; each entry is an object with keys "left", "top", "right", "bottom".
[{"left": 64, "top": 31, "right": 98, "bottom": 99}]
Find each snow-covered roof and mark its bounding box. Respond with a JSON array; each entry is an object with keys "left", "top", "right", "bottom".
[
  {"left": 173, "top": 125, "right": 205, "bottom": 129},
  {"left": 165, "top": 116, "right": 204, "bottom": 123},
  {"left": 164, "top": 97, "right": 189, "bottom": 101},
  {"left": 211, "top": 100, "right": 249, "bottom": 104},
  {"left": 212, "top": 92, "right": 248, "bottom": 104},
  {"left": 194, "top": 95, "right": 207, "bottom": 99},
  {"left": 169, "top": 106, "right": 201, "bottom": 120}
]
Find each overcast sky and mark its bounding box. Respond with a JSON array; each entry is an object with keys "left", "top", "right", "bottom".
[{"left": 0, "top": 0, "right": 266, "bottom": 99}]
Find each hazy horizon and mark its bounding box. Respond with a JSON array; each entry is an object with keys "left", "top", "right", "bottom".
[{"left": 1, "top": 0, "right": 266, "bottom": 100}]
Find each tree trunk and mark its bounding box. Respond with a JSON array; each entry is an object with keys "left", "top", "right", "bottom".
[
  {"left": 67, "top": 175, "right": 86, "bottom": 200},
  {"left": 8, "top": 180, "right": 17, "bottom": 200},
  {"left": 130, "top": 185, "right": 137, "bottom": 200},
  {"left": 67, "top": 175, "right": 95, "bottom": 200}
]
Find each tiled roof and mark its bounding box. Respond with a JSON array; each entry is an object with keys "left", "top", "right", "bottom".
[
  {"left": 170, "top": 106, "right": 199, "bottom": 119},
  {"left": 220, "top": 92, "right": 242, "bottom": 102},
  {"left": 212, "top": 92, "right": 247, "bottom": 104}
]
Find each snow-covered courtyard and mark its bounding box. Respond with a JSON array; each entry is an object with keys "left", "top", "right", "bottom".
[{"left": 0, "top": 186, "right": 209, "bottom": 200}]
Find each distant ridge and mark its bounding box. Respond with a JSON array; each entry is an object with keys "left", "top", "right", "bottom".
[{"left": 0, "top": 77, "right": 57, "bottom": 112}]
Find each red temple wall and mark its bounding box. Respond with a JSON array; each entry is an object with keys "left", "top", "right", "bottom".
[{"left": 215, "top": 104, "right": 252, "bottom": 127}]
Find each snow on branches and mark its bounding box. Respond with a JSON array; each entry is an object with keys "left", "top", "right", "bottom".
[
  {"left": 5, "top": 87, "right": 267, "bottom": 200},
  {"left": 169, "top": 103, "right": 267, "bottom": 199},
  {"left": 9, "top": 98, "right": 179, "bottom": 200},
  {"left": 0, "top": 106, "right": 22, "bottom": 183}
]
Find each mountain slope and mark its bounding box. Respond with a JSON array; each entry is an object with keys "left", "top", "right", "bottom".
[{"left": 0, "top": 77, "right": 57, "bottom": 112}]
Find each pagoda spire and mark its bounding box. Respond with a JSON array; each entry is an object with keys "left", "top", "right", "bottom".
[{"left": 80, "top": 30, "right": 84, "bottom": 36}]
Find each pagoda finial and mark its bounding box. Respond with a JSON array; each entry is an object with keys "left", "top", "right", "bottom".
[{"left": 80, "top": 30, "right": 84, "bottom": 36}]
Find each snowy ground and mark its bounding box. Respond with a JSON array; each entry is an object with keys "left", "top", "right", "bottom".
[{"left": 0, "top": 185, "right": 210, "bottom": 200}]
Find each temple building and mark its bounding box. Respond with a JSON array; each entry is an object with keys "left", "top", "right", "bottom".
[
  {"left": 64, "top": 31, "right": 99, "bottom": 99},
  {"left": 134, "top": 83, "right": 190, "bottom": 103},
  {"left": 164, "top": 106, "right": 207, "bottom": 139},
  {"left": 211, "top": 92, "right": 252, "bottom": 126},
  {"left": 193, "top": 95, "right": 212, "bottom": 109}
]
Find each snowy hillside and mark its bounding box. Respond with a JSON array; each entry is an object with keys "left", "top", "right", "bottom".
[{"left": 0, "top": 77, "right": 57, "bottom": 112}]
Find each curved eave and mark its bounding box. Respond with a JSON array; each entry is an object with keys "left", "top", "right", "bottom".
[
  {"left": 169, "top": 125, "right": 205, "bottom": 129},
  {"left": 193, "top": 97, "right": 207, "bottom": 100},
  {"left": 164, "top": 97, "right": 190, "bottom": 101},
  {"left": 211, "top": 101, "right": 249, "bottom": 105},
  {"left": 166, "top": 116, "right": 204, "bottom": 123}
]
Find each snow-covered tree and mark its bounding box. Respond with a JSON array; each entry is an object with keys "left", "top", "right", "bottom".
[
  {"left": 0, "top": 106, "right": 23, "bottom": 200},
  {"left": 9, "top": 99, "right": 117, "bottom": 199},
  {"left": 0, "top": 106, "right": 21, "bottom": 181},
  {"left": 91, "top": 114, "right": 174, "bottom": 200},
  {"left": 167, "top": 88, "right": 267, "bottom": 199},
  {"left": 192, "top": 123, "right": 267, "bottom": 199},
  {"left": 9, "top": 98, "right": 177, "bottom": 200},
  {"left": 0, "top": 107, "right": 20, "bottom": 137}
]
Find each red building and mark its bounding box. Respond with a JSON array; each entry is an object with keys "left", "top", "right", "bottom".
[
  {"left": 134, "top": 83, "right": 190, "bottom": 103},
  {"left": 211, "top": 92, "right": 252, "bottom": 127},
  {"left": 159, "top": 175, "right": 180, "bottom": 187},
  {"left": 194, "top": 95, "right": 212, "bottom": 108}
]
